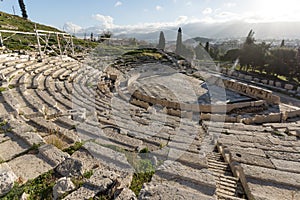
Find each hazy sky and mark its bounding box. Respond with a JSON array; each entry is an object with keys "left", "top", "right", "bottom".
[{"left": 1, "top": 0, "right": 300, "bottom": 33}]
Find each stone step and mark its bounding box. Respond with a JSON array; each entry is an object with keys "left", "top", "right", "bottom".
[
  {"left": 83, "top": 141, "right": 134, "bottom": 174},
  {"left": 0, "top": 138, "right": 30, "bottom": 162},
  {"left": 7, "top": 154, "right": 52, "bottom": 183},
  {"left": 151, "top": 160, "right": 216, "bottom": 196}
]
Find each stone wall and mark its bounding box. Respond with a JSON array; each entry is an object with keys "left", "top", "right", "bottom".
[
  {"left": 200, "top": 113, "right": 283, "bottom": 124},
  {"left": 284, "top": 110, "right": 300, "bottom": 120},
  {"left": 130, "top": 90, "right": 266, "bottom": 114},
  {"left": 211, "top": 75, "right": 280, "bottom": 105},
  {"left": 221, "top": 68, "right": 299, "bottom": 98}
]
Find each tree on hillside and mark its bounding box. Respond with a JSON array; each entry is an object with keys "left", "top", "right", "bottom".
[
  {"left": 268, "top": 47, "right": 298, "bottom": 80},
  {"left": 175, "top": 27, "right": 183, "bottom": 55},
  {"left": 99, "top": 31, "right": 112, "bottom": 42},
  {"left": 157, "top": 31, "right": 165, "bottom": 50},
  {"left": 1, "top": 0, "right": 28, "bottom": 19},
  {"left": 245, "top": 29, "right": 255, "bottom": 45},
  {"left": 18, "top": 0, "right": 28, "bottom": 19},
  {"left": 239, "top": 30, "right": 271, "bottom": 72},
  {"left": 221, "top": 49, "right": 240, "bottom": 62}
]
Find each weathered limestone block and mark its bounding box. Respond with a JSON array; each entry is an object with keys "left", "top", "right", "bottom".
[
  {"left": 261, "top": 79, "right": 268, "bottom": 84},
  {"left": 284, "top": 84, "right": 294, "bottom": 90},
  {"left": 271, "top": 94, "right": 280, "bottom": 104},
  {"left": 230, "top": 151, "right": 275, "bottom": 168},
  {"left": 84, "top": 142, "right": 134, "bottom": 174},
  {"left": 257, "top": 100, "right": 267, "bottom": 106},
  {"left": 152, "top": 160, "right": 216, "bottom": 196},
  {"left": 63, "top": 186, "right": 97, "bottom": 200},
  {"left": 199, "top": 105, "right": 210, "bottom": 113},
  {"left": 238, "top": 163, "right": 300, "bottom": 188},
  {"left": 98, "top": 129, "right": 144, "bottom": 151},
  {"left": 114, "top": 188, "right": 137, "bottom": 200},
  {"left": 275, "top": 81, "right": 282, "bottom": 87},
  {"left": 53, "top": 177, "right": 75, "bottom": 200},
  {"left": 269, "top": 80, "right": 274, "bottom": 86},
  {"left": 266, "top": 151, "right": 300, "bottom": 162},
  {"left": 71, "top": 149, "right": 101, "bottom": 172},
  {"left": 232, "top": 71, "right": 238, "bottom": 77},
  {"left": 166, "top": 108, "right": 181, "bottom": 117},
  {"left": 38, "top": 144, "right": 70, "bottom": 167},
  {"left": 285, "top": 110, "right": 300, "bottom": 119},
  {"left": 19, "top": 132, "right": 45, "bottom": 146},
  {"left": 0, "top": 139, "right": 30, "bottom": 161},
  {"left": 56, "top": 158, "right": 84, "bottom": 177},
  {"left": 218, "top": 136, "right": 256, "bottom": 149},
  {"left": 238, "top": 73, "right": 245, "bottom": 79},
  {"left": 244, "top": 75, "right": 252, "bottom": 81},
  {"left": 210, "top": 104, "right": 227, "bottom": 113},
  {"left": 253, "top": 78, "right": 260, "bottom": 82},
  {"left": 271, "top": 159, "right": 300, "bottom": 174},
  {"left": 248, "top": 181, "right": 300, "bottom": 200},
  {"left": 8, "top": 154, "right": 52, "bottom": 182},
  {"left": 0, "top": 163, "right": 17, "bottom": 197},
  {"left": 130, "top": 99, "right": 149, "bottom": 109},
  {"left": 139, "top": 183, "right": 216, "bottom": 200},
  {"left": 237, "top": 164, "right": 300, "bottom": 200},
  {"left": 87, "top": 168, "right": 119, "bottom": 193},
  {"left": 250, "top": 113, "right": 282, "bottom": 124}
]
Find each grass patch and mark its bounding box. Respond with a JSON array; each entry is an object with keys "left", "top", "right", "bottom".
[
  {"left": 0, "top": 120, "right": 7, "bottom": 127},
  {"left": 83, "top": 170, "right": 94, "bottom": 179},
  {"left": 8, "top": 75, "right": 15, "bottom": 82},
  {"left": 2, "top": 170, "right": 56, "bottom": 200},
  {"left": 0, "top": 120, "right": 8, "bottom": 134},
  {"left": 8, "top": 85, "right": 15, "bottom": 89},
  {"left": 130, "top": 170, "right": 155, "bottom": 196},
  {"left": 94, "top": 142, "right": 156, "bottom": 196},
  {"left": 127, "top": 150, "right": 155, "bottom": 196},
  {"left": 139, "top": 147, "right": 149, "bottom": 153},
  {"left": 63, "top": 141, "right": 84, "bottom": 155},
  {"left": 0, "top": 87, "right": 6, "bottom": 93},
  {"left": 44, "top": 135, "right": 66, "bottom": 150},
  {"left": 272, "top": 130, "right": 285, "bottom": 137}
]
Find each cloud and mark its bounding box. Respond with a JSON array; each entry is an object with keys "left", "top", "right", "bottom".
[
  {"left": 224, "top": 2, "right": 236, "bottom": 8},
  {"left": 71, "top": 14, "right": 196, "bottom": 36},
  {"left": 185, "top": 1, "right": 192, "bottom": 6},
  {"left": 156, "top": 5, "right": 163, "bottom": 11},
  {"left": 63, "top": 22, "right": 82, "bottom": 33},
  {"left": 202, "top": 8, "right": 213, "bottom": 15},
  {"left": 176, "top": 16, "right": 188, "bottom": 24},
  {"left": 92, "top": 14, "right": 114, "bottom": 29},
  {"left": 114, "top": 1, "right": 122, "bottom": 7}
]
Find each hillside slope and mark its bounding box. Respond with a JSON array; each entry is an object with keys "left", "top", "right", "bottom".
[
  {"left": 0, "top": 11, "right": 61, "bottom": 33},
  {"left": 0, "top": 11, "right": 97, "bottom": 51}
]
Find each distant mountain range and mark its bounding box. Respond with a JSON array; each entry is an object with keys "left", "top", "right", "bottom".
[
  {"left": 113, "top": 21, "right": 300, "bottom": 42},
  {"left": 67, "top": 20, "right": 300, "bottom": 42}
]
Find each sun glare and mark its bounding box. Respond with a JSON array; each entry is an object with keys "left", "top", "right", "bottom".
[{"left": 257, "top": 0, "right": 300, "bottom": 22}]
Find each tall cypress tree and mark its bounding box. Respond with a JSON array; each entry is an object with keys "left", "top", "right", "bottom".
[
  {"left": 90, "top": 33, "right": 94, "bottom": 41},
  {"left": 204, "top": 41, "right": 210, "bottom": 52},
  {"left": 280, "top": 39, "right": 285, "bottom": 47},
  {"left": 157, "top": 31, "right": 166, "bottom": 50},
  {"left": 18, "top": 0, "right": 28, "bottom": 19},
  {"left": 175, "top": 27, "right": 182, "bottom": 55}
]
